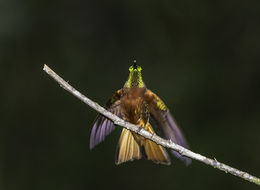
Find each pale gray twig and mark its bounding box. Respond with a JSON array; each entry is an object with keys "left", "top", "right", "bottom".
[{"left": 43, "top": 64, "right": 260, "bottom": 186}]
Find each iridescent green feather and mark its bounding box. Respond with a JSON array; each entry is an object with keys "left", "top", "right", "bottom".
[{"left": 125, "top": 65, "right": 144, "bottom": 88}]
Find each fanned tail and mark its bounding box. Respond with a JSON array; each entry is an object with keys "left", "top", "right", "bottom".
[{"left": 115, "top": 124, "right": 171, "bottom": 165}]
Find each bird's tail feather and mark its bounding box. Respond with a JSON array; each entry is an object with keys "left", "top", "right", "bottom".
[
  {"left": 143, "top": 124, "right": 171, "bottom": 165},
  {"left": 115, "top": 128, "right": 142, "bottom": 165},
  {"left": 115, "top": 124, "right": 171, "bottom": 165}
]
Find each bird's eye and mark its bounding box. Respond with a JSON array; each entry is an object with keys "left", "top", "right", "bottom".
[{"left": 129, "top": 66, "right": 134, "bottom": 72}]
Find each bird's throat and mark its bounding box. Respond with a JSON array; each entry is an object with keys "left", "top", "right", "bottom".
[{"left": 125, "top": 71, "right": 144, "bottom": 88}]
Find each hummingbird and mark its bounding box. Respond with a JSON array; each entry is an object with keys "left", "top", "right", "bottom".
[{"left": 90, "top": 60, "right": 191, "bottom": 165}]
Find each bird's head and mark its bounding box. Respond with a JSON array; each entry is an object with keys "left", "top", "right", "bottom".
[{"left": 124, "top": 59, "right": 145, "bottom": 88}]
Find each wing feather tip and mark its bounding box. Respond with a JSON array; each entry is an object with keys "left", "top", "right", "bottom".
[{"left": 170, "top": 150, "right": 192, "bottom": 166}]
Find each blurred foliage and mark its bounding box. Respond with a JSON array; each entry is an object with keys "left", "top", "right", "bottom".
[{"left": 1, "top": 0, "right": 260, "bottom": 190}]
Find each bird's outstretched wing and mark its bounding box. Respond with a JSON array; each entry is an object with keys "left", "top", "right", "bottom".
[
  {"left": 90, "top": 89, "right": 122, "bottom": 149},
  {"left": 144, "top": 89, "right": 192, "bottom": 165}
]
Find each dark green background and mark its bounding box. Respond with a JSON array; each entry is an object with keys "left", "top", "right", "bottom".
[{"left": 1, "top": 0, "right": 260, "bottom": 190}]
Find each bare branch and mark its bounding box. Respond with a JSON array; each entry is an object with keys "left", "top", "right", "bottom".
[{"left": 43, "top": 64, "right": 260, "bottom": 186}]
